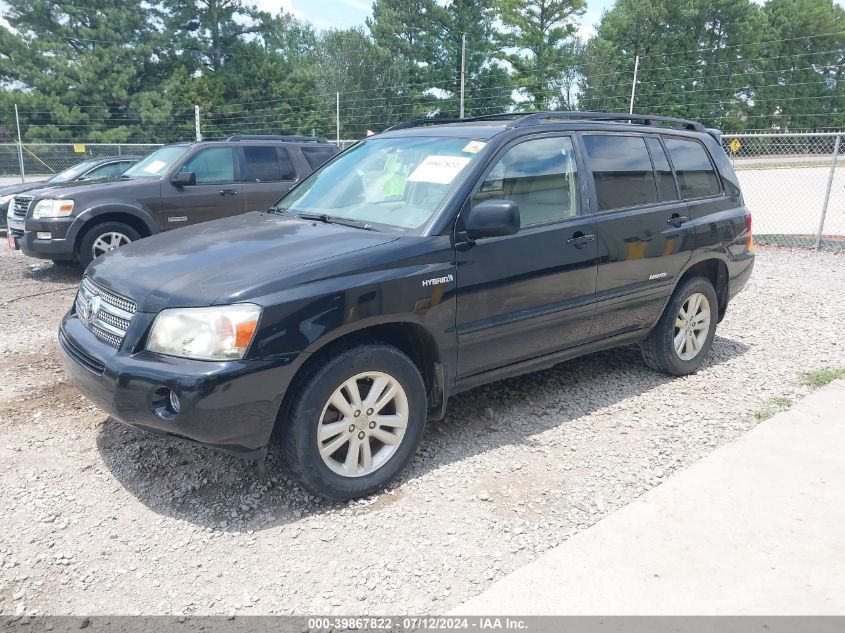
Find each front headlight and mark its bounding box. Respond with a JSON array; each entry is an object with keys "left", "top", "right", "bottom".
[
  {"left": 147, "top": 304, "right": 262, "bottom": 361},
  {"left": 0, "top": 194, "right": 13, "bottom": 207},
  {"left": 32, "top": 198, "right": 74, "bottom": 219}
]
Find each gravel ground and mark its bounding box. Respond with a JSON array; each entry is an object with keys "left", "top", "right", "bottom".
[{"left": 0, "top": 245, "right": 842, "bottom": 618}]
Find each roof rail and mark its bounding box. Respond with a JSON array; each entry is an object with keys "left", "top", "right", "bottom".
[
  {"left": 224, "top": 134, "right": 328, "bottom": 143},
  {"left": 383, "top": 118, "right": 464, "bottom": 132},
  {"left": 384, "top": 111, "right": 707, "bottom": 133},
  {"left": 510, "top": 111, "right": 706, "bottom": 132}
]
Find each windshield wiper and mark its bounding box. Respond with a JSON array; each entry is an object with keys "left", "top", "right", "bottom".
[{"left": 297, "top": 212, "right": 377, "bottom": 231}]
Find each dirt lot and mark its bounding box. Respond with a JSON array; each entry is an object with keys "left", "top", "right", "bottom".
[{"left": 0, "top": 245, "right": 842, "bottom": 617}]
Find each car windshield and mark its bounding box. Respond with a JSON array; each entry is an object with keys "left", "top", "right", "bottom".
[
  {"left": 123, "top": 145, "right": 188, "bottom": 179},
  {"left": 276, "top": 136, "right": 487, "bottom": 231},
  {"left": 47, "top": 160, "right": 101, "bottom": 184}
]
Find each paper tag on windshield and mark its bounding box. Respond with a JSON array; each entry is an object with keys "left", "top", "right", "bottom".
[
  {"left": 143, "top": 160, "right": 166, "bottom": 174},
  {"left": 407, "top": 155, "right": 471, "bottom": 185},
  {"left": 462, "top": 141, "right": 485, "bottom": 154}
]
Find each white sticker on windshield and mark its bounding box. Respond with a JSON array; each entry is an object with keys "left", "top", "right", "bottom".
[
  {"left": 143, "top": 160, "right": 167, "bottom": 174},
  {"left": 462, "top": 141, "right": 486, "bottom": 154},
  {"left": 407, "top": 155, "right": 471, "bottom": 185}
]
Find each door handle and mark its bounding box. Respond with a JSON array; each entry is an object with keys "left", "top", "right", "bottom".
[
  {"left": 219, "top": 189, "right": 239, "bottom": 196},
  {"left": 667, "top": 214, "right": 689, "bottom": 227},
  {"left": 567, "top": 232, "right": 596, "bottom": 248}
]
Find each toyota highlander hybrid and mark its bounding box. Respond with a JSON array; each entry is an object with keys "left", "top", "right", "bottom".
[{"left": 58, "top": 112, "right": 754, "bottom": 500}]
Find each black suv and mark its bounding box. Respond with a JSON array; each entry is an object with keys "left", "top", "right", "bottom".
[
  {"left": 8, "top": 135, "right": 339, "bottom": 267},
  {"left": 1, "top": 155, "right": 140, "bottom": 232},
  {"left": 58, "top": 112, "right": 754, "bottom": 500}
]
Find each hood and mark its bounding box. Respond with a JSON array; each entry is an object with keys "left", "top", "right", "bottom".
[
  {"left": 22, "top": 177, "right": 139, "bottom": 200},
  {"left": 0, "top": 180, "right": 47, "bottom": 197},
  {"left": 87, "top": 212, "right": 400, "bottom": 312}
]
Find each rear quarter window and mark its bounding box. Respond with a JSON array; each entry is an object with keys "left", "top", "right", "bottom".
[
  {"left": 301, "top": 145, "right": 340, "bottom": 170},
  {"left": 664, "top": 138, "right": 721, "bottom": 199}
]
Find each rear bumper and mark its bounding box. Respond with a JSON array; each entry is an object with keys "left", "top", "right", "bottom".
[
  {"left": 59, "top": 312, "right": 302, "bottom": 460},
  {"left": 728, "top": 251, "right": 755, "bottom": 300}
]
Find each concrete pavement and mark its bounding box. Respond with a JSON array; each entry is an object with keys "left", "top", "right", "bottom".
[{"left": 453, "top": 378, "right": 845, "bottom": 615}]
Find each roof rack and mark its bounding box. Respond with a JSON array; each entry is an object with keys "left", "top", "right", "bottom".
[
  {"left": 224, "top": 134, "right": 328, "bottom": 143},
  {"left": 383, "top": 118, "right": 464, "bottom": 132},
  {"left": 386, "top": 111, "right": 706, "bottom": 133},
  {"left": 509, "top": 111, "right": 706, "bottom": 132}
]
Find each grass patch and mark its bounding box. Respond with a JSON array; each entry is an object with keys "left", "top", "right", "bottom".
[
  {"left": 770, "top": 396, "right": 794, "bottom": 408},
  {"left": 801, "top": 368, "right": 845, "bottom": 388},
  {"left": 754, "top": 395, "right": 796, "bottom": 422}
]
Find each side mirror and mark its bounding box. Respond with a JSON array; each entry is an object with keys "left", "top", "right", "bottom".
[
  {"left": 465, "top": 199, "right": 520, "bottom": 240},
  {"left": 172, "top": 171, "right": 196, "bottom": 187}
]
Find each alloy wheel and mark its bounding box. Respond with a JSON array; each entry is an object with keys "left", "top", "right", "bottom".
[
  {"left": 673, "top": 291, "right": 711, "bottom": 361},
  {"left": 316, "top": 371, "right": 409, "bottom": 478},
  {"left": 92, "top": 232, "right": 131, "bottom": 258}
]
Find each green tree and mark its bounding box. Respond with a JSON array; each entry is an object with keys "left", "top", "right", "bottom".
[
  {"left": 757, "top": 0, "right": 845, "bottom": 130},
  {"left": 313, "top": 27, "right": 410, "bottom": 137},
  {"left": 494, "top": 0, "right": 586, "bottom": 110},
  {"left": 0, "top": 0, "right": 173, "bottom": 141},
  {"left": 579, "top": 0, "right": 765, "bottom": 129}
]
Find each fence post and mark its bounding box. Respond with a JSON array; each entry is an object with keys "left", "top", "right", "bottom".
[
  {"left": 815, "top": 134, "right": 841, "bottom": 249},
  {"left": 14, "top": 104, "right": 25, "bottom": 183},
  {"left": 628, "top": 55, "right": 639, "bottom": 115},
  {"left": 336, "top": 92, "right": 340, "bottom": 146},
  {"left": 194, "top": 105, "right": 202, "bottom": 142}
]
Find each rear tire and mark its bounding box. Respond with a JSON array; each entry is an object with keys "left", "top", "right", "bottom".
[
  {"left": 640, "top": 276, "right": 718, "bottom": 376},
  {"left": 78, "top": 221, "right": 140, "bottom": 269},
  {"left": 277, "top": 342, "right": 427, "bottom": 501}
]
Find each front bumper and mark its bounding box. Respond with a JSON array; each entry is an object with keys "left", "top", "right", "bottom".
[{"left": 59, "top": 311, "right": 302, "bottom": 460}]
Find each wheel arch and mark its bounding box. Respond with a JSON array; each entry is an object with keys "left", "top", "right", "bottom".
[
  {"left": 275, "top": 319, "right": 446, "bottom": 440},
  {"left": 71, "top": 206, "right": 157, "bottom": 255},
  {"left": 677, "top": 257, "right": 730, "bottom": 322}
]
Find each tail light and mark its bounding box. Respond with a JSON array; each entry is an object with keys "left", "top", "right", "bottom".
[{"left": 745, "top": 208, "right": 754, "bottom": 252}]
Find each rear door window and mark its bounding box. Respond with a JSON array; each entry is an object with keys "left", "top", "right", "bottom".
[
  {"left": 645, "top": 138, "right": 679, "bottom": 202},
  {"left": 243, "top": 146, "right": 284, "bottom": 182},
  {"left": 583, "top": 135, "right": 658, "bottom": 211},
  {"left": 663, "top": 138, "right": 721, "bottom": 199},
  {"left": 275, "top": 148, "right": 297, "bottom": 180},
  {"left": 301, "top": 145, "right": 339, "bottom": 170}
]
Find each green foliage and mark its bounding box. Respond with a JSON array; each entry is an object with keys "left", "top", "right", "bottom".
[
  {"left": 495, "top": 0, "right": 586, "bottom": 110},
  {"left": 0, "top": 0, "right": 842, "bottom": 141},
  {"left": 801, "top": 368, "right": 845, "bottom": 388}
]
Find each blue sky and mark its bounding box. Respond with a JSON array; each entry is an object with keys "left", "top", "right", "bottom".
[{"left": 270, "top": 0, "right": 615, "bottom": 36}]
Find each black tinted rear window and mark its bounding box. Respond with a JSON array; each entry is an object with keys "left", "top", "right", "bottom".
[
  {"left": 645, "top": 138, "right": 678, "bottom": 202},
  {"left": 242, "top": 146, "right": 296, "bottom": 181},
  {"left": 301, "top": 146, "right": 339, "bottom": 170},
  {"left": 664, "top": 138, "right": 721, "bottom": 199},
  {"left": 583, "top": 135, "right": 658, "bottom": 211}
]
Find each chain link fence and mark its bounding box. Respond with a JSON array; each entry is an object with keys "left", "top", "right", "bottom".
[
  {"left": 722, "top": 132, "right": 843, "bottom": 248},
  {"left": 1, "top": 134, "right": 842, "bottom": 248},
  {"left": 0, "top": 140, "right": 361, "bottom": 185}
]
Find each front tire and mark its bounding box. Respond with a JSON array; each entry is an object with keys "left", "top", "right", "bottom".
[
  {"left": 278, "top": 342, "right": 427, "bottom": 500},
  {"left": 78, "top": 221, "right": 140, "bottom": 269},
  {"left": 640, "top": 276, "right": 718, "bottom": 376}
]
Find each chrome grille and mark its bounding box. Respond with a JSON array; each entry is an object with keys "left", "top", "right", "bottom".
[
  {"left": 11, "top": 195, "right": 32, "bottom": 219},
  {"left": 75, "top": 278, "right": 136, "bottom": 348}
]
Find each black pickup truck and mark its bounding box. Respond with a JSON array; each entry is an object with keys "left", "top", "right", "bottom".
[
  {"left": 8, "top": 135, "right": 338, "bottom": 267},
  {"left": 58, "top": 112, "right": 754, "bottom": 500}
]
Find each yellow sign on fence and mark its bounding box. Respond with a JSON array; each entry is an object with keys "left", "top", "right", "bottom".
[
  {"left": 729, "top": 138, "right": 741, "bottom": 153},
  {"left": 73, "top": 144, "right": 86, "bottom": 153}
]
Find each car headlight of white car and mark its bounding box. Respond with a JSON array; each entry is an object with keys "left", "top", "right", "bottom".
[
  {"left": 147, "top": 304, "right": 262, "bottom": 361},
  {"left": 32, "top": 199, "right": 75, "bottom": 219}
]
